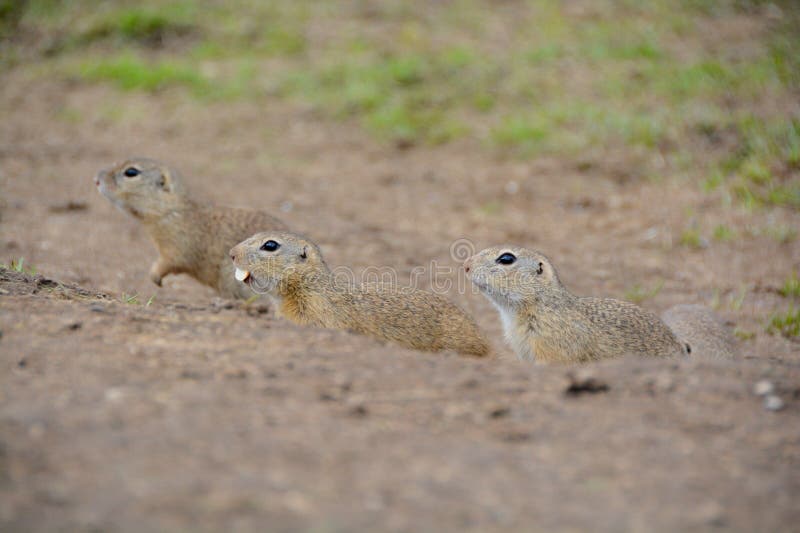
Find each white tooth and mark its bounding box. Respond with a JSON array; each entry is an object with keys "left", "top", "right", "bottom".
[{"left": 235, "top": 268, "right": 250, "bottom": 282}]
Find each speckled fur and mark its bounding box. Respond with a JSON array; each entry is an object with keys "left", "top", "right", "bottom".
[
  {"left": 230, "top": 232, "right": 490, "bottom": 357},
  {"left": 466, "top": 246, "right": 686, "bottom": 363},
  {"left": 662, "top": 304, "right": 737, "bottom": 359},
  {"left": 95, "top": 157, "right": 287, "bottom": 299}
]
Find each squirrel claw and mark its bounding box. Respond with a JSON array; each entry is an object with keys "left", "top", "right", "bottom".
[{"left": 149, "top": 264, "right": 165, "bottom": 287}]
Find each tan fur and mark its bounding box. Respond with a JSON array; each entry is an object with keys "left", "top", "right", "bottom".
[
  {"left": 662, "top": 304, "right": 737, "bottom": 359},
  {"left": 230, "top": 232, "right": 490, "bottom": 357},
  {"left": 95, "top": 157, "right": 287, "bottom": 298},
  {"left": 465, "top": 246, "right": 686, "bottom": 363}
]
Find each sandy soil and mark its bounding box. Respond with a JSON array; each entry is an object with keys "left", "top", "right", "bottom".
[{"left": 1, "top": 70, "right": 799, "bottom": 531}]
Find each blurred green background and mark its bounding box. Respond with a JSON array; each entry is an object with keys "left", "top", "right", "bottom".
[{"left": 2, "top": 0, "right": 799, "bottom": 209}]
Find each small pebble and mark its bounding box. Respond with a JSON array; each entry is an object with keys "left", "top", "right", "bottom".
[
  {"left": 565, "top": 370, "right": 609, "bottom": 396},
  {"left": 349, "top": 403, "right": 369, "bottom": 417},
  {"left": 318, "top": 390, "right": 338, "bottom": 402},
  {"left": 223, "top": 368, "right": 248, "bottom": 379},
  {"left": 180, "top": 370, "right": 202, "bottom": 380},
  {"left": 696, "top": 501, "right": 726, "bottom": 527},
  {"left": 246, "top": 304, "right": 270, "bottom": 317},
  {"left": 489, "top": 406, "right": 511, "bottom": 419},
  {"left": 461, "top": 378, "right": 480, "bottom": 389},
  {"left": 652, "top": 373, "right": 675, "bottom": 393},
  {"left": 504, "top": 181, "right": 519, "bottom": 195},
  {"left": 104, "top": 387, "right": 124, "bottom": 402},
  {"left": 345, "top": 396, "right": 369, "bottom": 417},
  {"left": 28, "top": 423, "right": 45, "bottom": 439},
  {"left": 89, "top": 303, "right": 106, "bottom": 313},
  {"left": 753, "top": 380, "right": 774, "bottom": 397},
  {"left": 210, "top": 298, "right": 234, "bottom": 311},
  {"left": 764, "top": 395, "right": 784, "bottom": 412}
]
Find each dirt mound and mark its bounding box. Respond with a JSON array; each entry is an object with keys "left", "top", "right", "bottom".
[{"left": 1, "top": 269, "right": 799, "bottom": 531}]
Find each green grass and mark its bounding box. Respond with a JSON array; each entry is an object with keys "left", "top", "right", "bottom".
[
  {"left": 624, "top": 280, "right": 665, "bottom": 304},
  {"left": 121, "top": 293, "right": 139, "bottom": 305},
  {"left": 2, "top": 258, "right": 36, "bottom": 275},
  {"left": 280, "top": 50, "right": 478, "bottom": 144},
  {"left": 0, "top": 0, "right": 25, "bottom": 38},
  {"left": 121, "top": 293, "right": 155, "bottom": 306},
  {"left": 8, "top": 0, "right": 800, "bottom": 210},
  {"left": 476, "top": 200, "right": 503, "bottom": 216},
  {"left": 779, "top": 272, "right": 800, "bottom": 298},
  {"left": 78, "top": 54, "right": 212, "bottom": 95},
  {"left": 680, "top": 228, "right": 706, "bottom": 249},
  {"left": 71, "top": 52, "right": 256, "bottom": 100},
  {"left": 491, "top": 116, "right": 552, "bottom": 154},
  {"left": 767, "top": 305, "right": 800, "bottom": 338},
  {"left": 764, "top": 224, "right": 798, "bottom": 244},
  {"left": 79, "top": 5, "right": 196, "bottom": 46},
  {"left": 733, "top": 327, "right": 756, "bottom": 341},
  {"left": 730, "top": 285, "right": 748, "bottom": 311},
  {"left": 260, "top": 25, "right": 306, "bottom": 56},
  {"left": 719, "top": 118, "right": 800, "bottom": 210},
  {"left": 712, "top": 224, "right": 736, "bottom": 242}
]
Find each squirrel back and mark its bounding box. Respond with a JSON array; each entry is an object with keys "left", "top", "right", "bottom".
[
  {"left": 95, "top": 157, "right": 287, "bottom": 298},
  {"left": 662, "top": 304, "right": 737, "bottom": 359},
  {"left": 464, "top": 245, "right": 686, "bottom": 363},
  {"left": 230, "top": 232, "right": 490, "bottom": 357}
]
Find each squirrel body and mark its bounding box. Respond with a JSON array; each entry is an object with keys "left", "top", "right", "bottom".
[
  {"left": 662, "top": 304, "right": 738, "bottom": 359},
  {"left": 465, "top": 246, "right": 733, "bottom": 363},
  {"left": 230, "top": 232, "right": 490, "bottom": 357},
  {"left": 95, "top": 158, "right": 287, "bottom": 298}
]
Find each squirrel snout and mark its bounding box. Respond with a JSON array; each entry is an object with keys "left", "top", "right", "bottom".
[
  {"left": 94, "top": 170, "right": 110, "bottom": 187},
  {"left": 463, "top": 258, "right": 473, "bottom": 273}
]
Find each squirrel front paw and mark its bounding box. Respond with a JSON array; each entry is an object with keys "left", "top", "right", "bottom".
[{"left": 149, "top": 262, "right": 166, "bottom": 287}]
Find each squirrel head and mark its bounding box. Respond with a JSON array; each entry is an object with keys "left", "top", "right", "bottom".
[
  {"left": 464, "top": 246, "right": 564, "bottom": 309},
  {"left": 229, "top": 231, "right": 328, "bottom": 296},
  {"left": 95, "top": 157, "right": 186, "bottom": 219}
]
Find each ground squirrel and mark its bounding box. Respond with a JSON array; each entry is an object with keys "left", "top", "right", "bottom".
[
  {"left": 662, "top": 304, "right": 738, "bottom": 359},
  {"left": 464, "top": 245, "right": 713, "bottom": 363},
  {"left": 95, "top": 157, "right": 288, "bottom": 299},
  {"left": 229, "top": 231, "right": 490, "bottom": 357}
]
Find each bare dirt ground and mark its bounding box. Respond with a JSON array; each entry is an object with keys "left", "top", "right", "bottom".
[{"left": 1, "top": 66, "right": 799, "bottom": 530}]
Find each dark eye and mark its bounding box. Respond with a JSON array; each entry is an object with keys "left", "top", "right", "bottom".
[
  {"left": 260, "top": 240, "right": 280, "bottom": 252},
  {"left": 495, "top": 252, "right": 516, "bottom": 265},
  {"left": 124, "top": 167, "right": 140, "bottom": 177}
]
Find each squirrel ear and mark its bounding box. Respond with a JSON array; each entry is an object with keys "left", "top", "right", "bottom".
[
  {"left": 300, "top": 246, "right": 308, "bottom": 260},
  {"left": 537, "top": 261, "right": 543, "bottom": 275},
  {"left": 158, "top": 170, "right": 173, "bottom": 192}
]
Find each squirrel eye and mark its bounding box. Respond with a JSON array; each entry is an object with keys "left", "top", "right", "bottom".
[
  {"left": 260, "top": 240, "right": 280, "bottom": 252},
  {"left": 123, "top": 167, "right": 140, "bottom": 177},
  {"left": 495, "top": 252, "right": 516, "bottom": 265}
]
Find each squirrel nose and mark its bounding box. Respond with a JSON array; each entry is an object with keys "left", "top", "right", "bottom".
[{"left": 463, "top": 258, "right": 473, "bottom": 273}]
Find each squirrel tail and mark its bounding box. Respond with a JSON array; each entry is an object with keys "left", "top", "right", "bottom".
[{"left": 662, "top": 304, "right": 737, "bottom": 359}]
